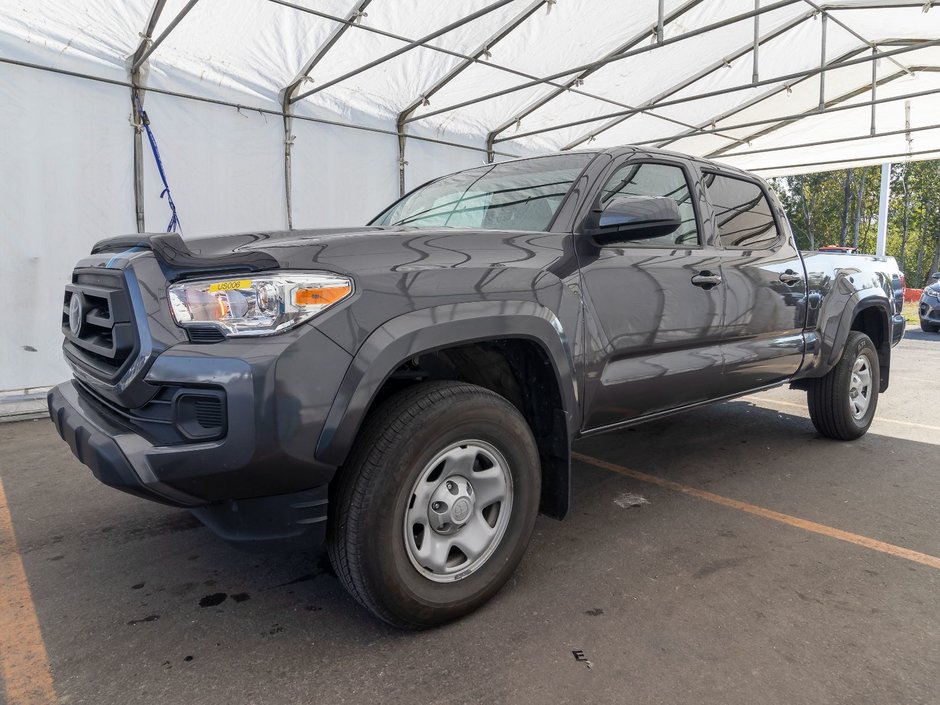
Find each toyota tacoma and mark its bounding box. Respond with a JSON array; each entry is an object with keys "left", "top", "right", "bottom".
[{"left": 49, "top": 147, "right": 905, "bottom": 628}]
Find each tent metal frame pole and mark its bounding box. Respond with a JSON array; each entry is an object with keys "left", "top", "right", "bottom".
[
  {"left": 753, "top": 0, "right": 761, "bottom": 84},
  {"left": 484, "top": 0, "right": 707, "bottom": 162},
  {"left": 751, "top": 146, "right": 939, "bottom": 173},
  {"left": 407, "top": 0, "right": 807, "bottom": 124},
  {"left": 714, "top": 86, "right": 940, "bottom": 137},
  {"left": 870, "top": 47, "right": 878, "bottom": 135},
  {"left": 292, "top": 0, "right": 516, "bottom": 103},
  {"left": 657, "top": 0, "right": 666, "bottom": 43},
  {"left": 280, "top": 0, "right": 705, "bottom": 146},
  {"left": 281, "top": 0, "right": 373, "bottom": 229},
  {"left": 653, "top": 44, "right": 869, "bottom": 149},
  {"left": 716, "top": 121, "right": 940, "bottom": 159},
  {"left": 396, "top": 0, "right": 547, "bottom": 195},
  {"left": 130, "top": 0, "right": 199, "bottom": 73},
  {"left": 0, "top": 56, "right": 525, "bottom": 159},
  {"left": 800, "top": 0, "right": 911, "bottom": 76},
  {"left": 705, "top": 67, "right": 915, "bottom": 158},
  {"left": 819, "top": 11, "right": 828, "bottom": 109},
  {"left": 876, "top": 161, "right": 891, "bottom": 256},
  {"left": 495, "top": 38, "right": 939, "bottom": 145},
  {"left": 129, "top": 0, "right": 171, "bottom": 233},
  {"left": 558, "top": 8, "right": 817, "bottom": 151}
]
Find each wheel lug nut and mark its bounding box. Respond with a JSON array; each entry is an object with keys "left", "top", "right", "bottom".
[
  {"left": 446, "top": 481, "right": 456, "bottom": 492},
  {"left": 432, "top": 501, "right": 444, "bottom": 511}
]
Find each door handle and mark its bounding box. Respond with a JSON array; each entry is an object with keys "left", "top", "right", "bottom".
[
  {"left": 691, "top": 271, "right": 722, "bottom": 289},
  {"left": 779, "top": 269, "right": 803, "bottom": 286}
]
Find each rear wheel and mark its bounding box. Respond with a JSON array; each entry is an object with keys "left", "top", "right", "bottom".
[
  {"left": 806, "top": 331, "right": 880, "bottom": 441},
  {"left": 328, "top": 381, "right": 540, "bottom": 629}
]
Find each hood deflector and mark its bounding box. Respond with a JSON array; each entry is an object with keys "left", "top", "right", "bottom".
[{"left": 92, "top": 233, "right": 280, "bottom": 281}]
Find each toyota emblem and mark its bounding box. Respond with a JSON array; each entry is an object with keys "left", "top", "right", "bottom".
[{"left": 68, "top": 294, "right": 84, "bottom": 337}]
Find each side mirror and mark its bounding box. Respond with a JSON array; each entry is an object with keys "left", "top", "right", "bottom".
[
  {"left": 591, "top": 196, "right": 681, "bottom": 244},
  {"left": 932, "top": 272, "right": 940, "bottom": 281}
]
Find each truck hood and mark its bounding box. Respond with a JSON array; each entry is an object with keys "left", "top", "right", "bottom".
[{"left": 92, "top": 226, "right": 570, "bottom": 281}]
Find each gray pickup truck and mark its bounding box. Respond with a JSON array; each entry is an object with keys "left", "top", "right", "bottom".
[{"left": 49, "top": 147, "right": 905, "bottom": 627}]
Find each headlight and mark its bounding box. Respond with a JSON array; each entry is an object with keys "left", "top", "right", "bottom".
[
  {"left": 168, "top": 272, "right": 352, "bottom": 337},
  {"left": 926, "top": 288, "right": 940, "bottom": 300}
]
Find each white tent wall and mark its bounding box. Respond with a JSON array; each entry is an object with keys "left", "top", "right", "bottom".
[
  {"left": 403, "top": 139, "right": 493, "bottom": 191},
  {"left": 290, "top": 120, "right": 401, "bottom": 227},
  {"left": 140, "top": 93, "right": 288, "bottom": 235},
  {"left": 2, "top": 0, "right": 939, "bottom": 398},
  {"left": 0, "top": 62, "right": 136, "bottom": 392}
]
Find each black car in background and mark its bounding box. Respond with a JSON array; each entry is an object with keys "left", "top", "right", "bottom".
[{"left": 920, "top": 273, "right": 940, "bottom": 332}]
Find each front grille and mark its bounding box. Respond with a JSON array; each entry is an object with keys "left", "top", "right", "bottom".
[{"left": 62, "top": 270, "right": 138, "bottom": 380}]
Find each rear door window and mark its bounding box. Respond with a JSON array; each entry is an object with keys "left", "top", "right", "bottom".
[{"left": 703, "top": 173, "right": 780, "bottom": 249}]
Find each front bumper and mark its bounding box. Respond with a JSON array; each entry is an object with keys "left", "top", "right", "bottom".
[
  {"left": 49, "top": 328, "right": 353, "bottom": 544},
  {"left": 919, "top": 296, "right": 940, "bottom": 326}
]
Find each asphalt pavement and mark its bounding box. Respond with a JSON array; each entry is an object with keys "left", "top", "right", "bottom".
[{"left": 1, "top": 331, "right": 937, "bottom": 705}]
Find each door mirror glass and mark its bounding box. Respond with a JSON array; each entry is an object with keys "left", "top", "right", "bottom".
[{"left": 592, "top": 196, "right": 681, "bottom": 243}]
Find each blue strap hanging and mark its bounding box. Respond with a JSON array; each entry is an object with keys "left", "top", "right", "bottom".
[{"left": 134, "top": 94, "right": 181, "bottom": 234}]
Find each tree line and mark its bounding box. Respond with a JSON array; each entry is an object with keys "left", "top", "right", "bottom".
[{"left": 770, "top": 161, "right": 940, "bottom": 288}]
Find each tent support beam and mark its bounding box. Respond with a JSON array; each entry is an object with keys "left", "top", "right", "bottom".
[
  {"left": 751, "top": 147, "right": 939, "bottom": 174},
  {"left": 292, "top": 0, "right": 516, "bottom": 103},
  {"left": 495, "top": 38, "right": 939, "bottom": 146},
  {"left": 753, "top": 0, "right": 761, "bottom": 84},
  {"left": 276, "top": 0, "right": 730, "bottom": 153},
  {"left": 130, "top": 0, "right": 199, "bottom": 73},
  {"left": 0, "top": 55, "right": 524, "bottom": 157},
  {"left": 558, "top": 8, "right": 817, "bottom": 150},
  {"left": 871, "top": 47, "right": 878, "bottom": 135},
  {"left": 408, "top": 0, "right": 805, "bottom": 125},
  {"left": 396, "top": 0, "right": 547, "bottom": 194},
  {"left": 484, "top": 0, "right": 706, "bottom": 162},
  {"left": 129, "top": 0, "right": 171, "bottom": 233},
  {"left": 801, "top": 0, "right": 911, "bottom": 76},
  {"left": 876, "top": 162, "right": 891, "bottom": 256},
  {"left": 716, "top": 121, "right": 940, "bottom": 159},
  {"left": 654, "top": 45, "right": 869, "bottom": 149},
  {"left": 819, "top": 12, "right": 828, "bottom": 109},
  {"left": 281, "top": 0, "right": 373, "bottom": 229},
  {"left": 705, "top": 68, "right": 917, "bottom": 158}
]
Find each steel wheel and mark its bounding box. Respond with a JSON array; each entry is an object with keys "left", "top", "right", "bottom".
[
  {"left": 807, "top": 331, "right": 880, "bottom": 441},
  {"left": 848, "top": 352, "right": 873, "bottom": 420},
  {"left": 403, "top": 440, "right": 513, "bottom": 582}
]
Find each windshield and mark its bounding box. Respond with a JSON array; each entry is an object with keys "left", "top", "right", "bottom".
[{"left": 371, "top": 153, "right": 595, "bottom": 231}]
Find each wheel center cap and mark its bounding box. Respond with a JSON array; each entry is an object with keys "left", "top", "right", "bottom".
[
  {"left": 452, "top": 497, "right": 471, "bottom": 523},
  {"left": 427, "top": 476, "right": 475, "bottom": 534}
]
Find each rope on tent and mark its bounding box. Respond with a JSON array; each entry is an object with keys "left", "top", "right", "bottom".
[{"left": 133, "top": 94, "right": 181, "bottom": 233}]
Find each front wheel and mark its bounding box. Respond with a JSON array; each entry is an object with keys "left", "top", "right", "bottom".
[
  {"left": 328, "top": 381, "right": 540, "bottom": 629},
  {"left": 806, "top": 331, "right": 880, "bottom": 440}
]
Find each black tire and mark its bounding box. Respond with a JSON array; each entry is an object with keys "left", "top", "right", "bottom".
[
  {"left": 806, "top": 331, "right": 880, "bottom": 440},
  {"left": 327, "top": 381, "right": 540, "bottom": 629},
  {"left": 920, "top": 320, "right": 940, "bottom": 333}
]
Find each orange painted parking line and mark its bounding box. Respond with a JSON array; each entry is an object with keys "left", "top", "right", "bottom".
[
  {"left": 573, "top": 452, "right": 940, "bottom": 571},
  {"left": 0, "top": 478, "right": 56, "bottom": 705},
  {"left": 743, "top": 396, "right": 940, "bottom": 433}
]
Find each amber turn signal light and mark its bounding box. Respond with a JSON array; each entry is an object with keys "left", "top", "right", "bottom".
[{"left": 294, "top": 284, "right": 352, "bottom": 307}]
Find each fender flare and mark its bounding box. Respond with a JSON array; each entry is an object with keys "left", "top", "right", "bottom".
[
  {"left": 315, "top": 300, "right": 579, "bottom": 470},
  {"left": 826, "top": 297, "right": 892, "bottom": 390}
]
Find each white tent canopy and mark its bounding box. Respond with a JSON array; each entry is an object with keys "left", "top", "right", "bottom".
[{"left": 1, "top": 0, "right": 938, "bottom": 392}]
